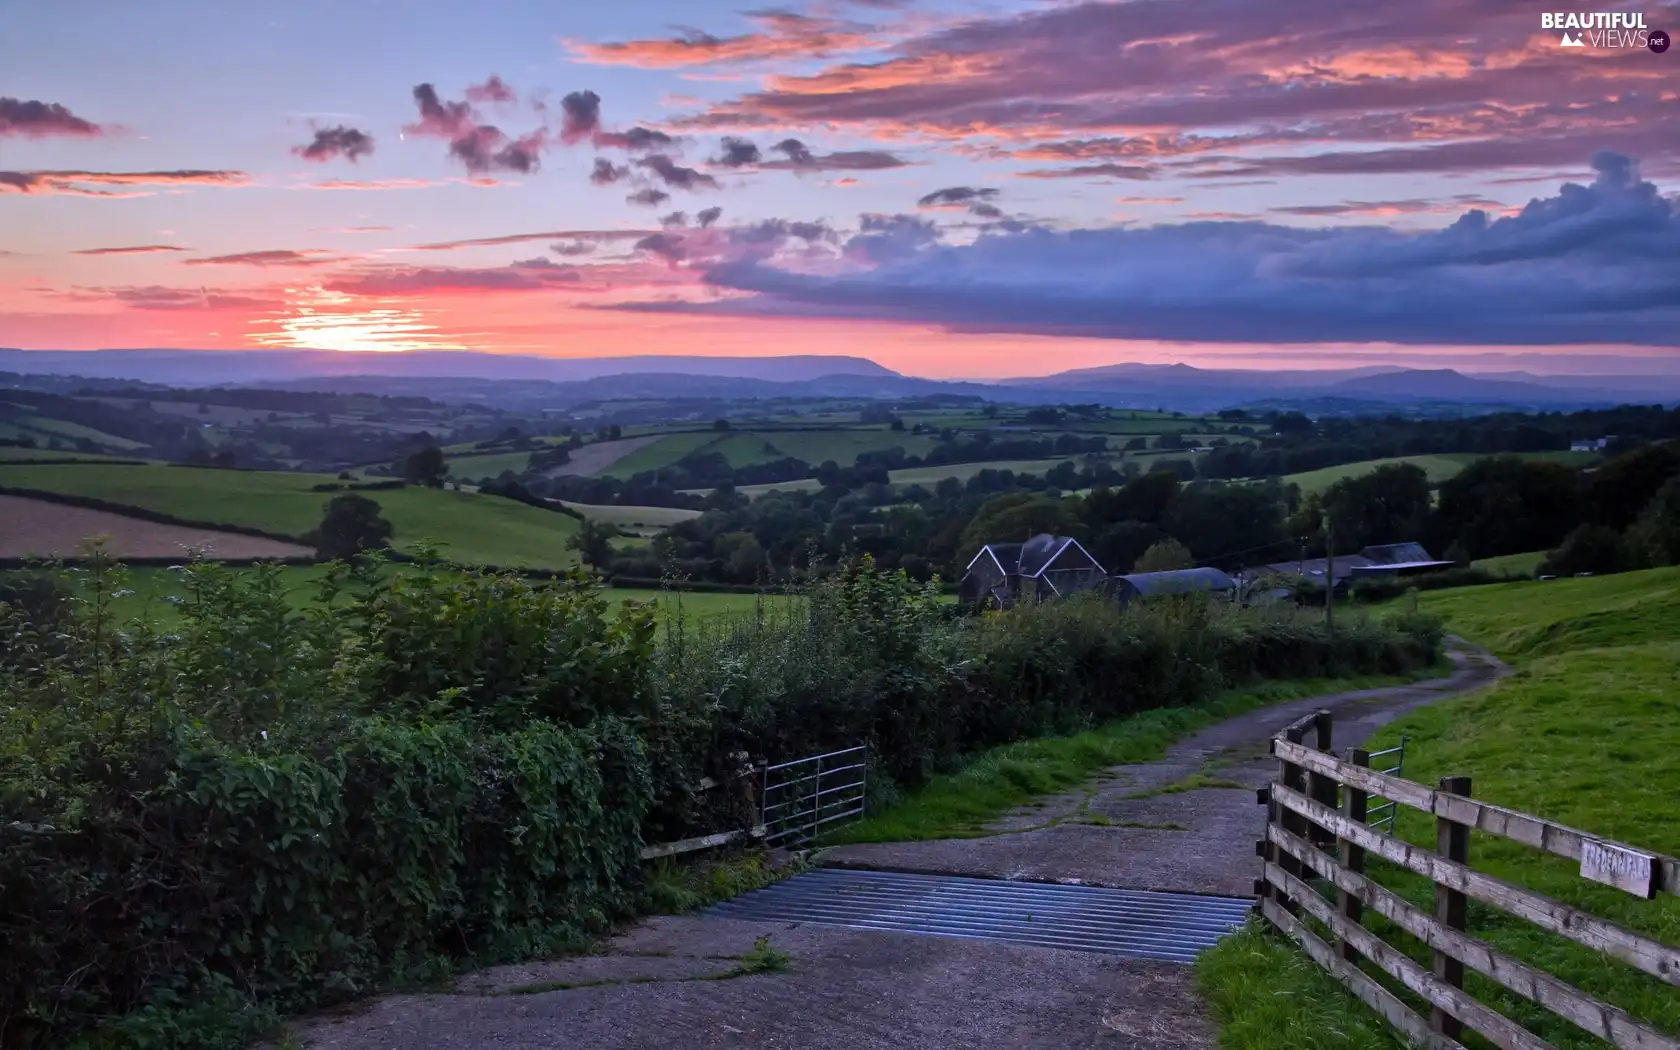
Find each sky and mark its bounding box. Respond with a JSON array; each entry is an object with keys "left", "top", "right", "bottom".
[{"left": 2, "top": 0, "right": 1678, "bottom": 379}]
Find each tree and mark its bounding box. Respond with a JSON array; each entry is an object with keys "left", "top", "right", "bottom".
[
  {"left": 1092, "top": 520, "right": 1165, "bottom": 574},
  {"left": 1584, "top": 440, "right": 1679, "bottom": 531},
  {"left": 1539, "top": 524, "right": 1625, "bottom": 577},
  {"left": 568, "top": 519, "right": 621, "bottom": 570},
  {"left": 1625, "top": 476, "right": 1680, "bottom": 567},
  {"left": 712, "top": 418, "right": 731, "bottom": 432},
  {"left": 1133, "top": 538, "right": 1194, "bottom": 573},
  {"left": 889, "top": 418, "right": 906, "bottom": 432},
  {"left": 311, "top": 494, "right": 394, "bottom": 560},
  {"left": 401, "top": 444, "right": 447, "bottom": 488},
  {"left": 1321, "top": 463, "right": 1432, "bottom": 551},
  {"left": 1429, "top": 456, "right": 1580, "bottom": 560},
  {"left": 1164, "top": 482, "right": 1286, "bottom": 567}
]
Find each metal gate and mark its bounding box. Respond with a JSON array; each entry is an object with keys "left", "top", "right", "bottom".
[
  {"left": 1364, "top": 735, "right": 1409, "bottom": 834},
  {"left": 760, "top": 743, "right": 867, "bottom": 847}
]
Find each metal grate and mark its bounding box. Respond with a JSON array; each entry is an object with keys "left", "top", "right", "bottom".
[
  {"left": 760, "top": 744, "right": 867, "bottom": 847},
  {"left": 707, "top": 868, "right": 1252, "bottom": 963},
  {"left": 1365, "top": 735, "right": 1409, "bottom": 834}
]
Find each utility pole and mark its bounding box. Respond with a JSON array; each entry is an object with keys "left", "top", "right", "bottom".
[{"left": 1325, "top": 518, "right": 1336, "bottom": 636}]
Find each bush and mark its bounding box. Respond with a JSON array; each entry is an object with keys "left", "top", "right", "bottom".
[
  {"left": 0, "top": 554, "right": 1440, "bottom": 1045},
  {"left": 1539, "top": 523, "right": 1626, "bottom": 577},
  {"left": 0, "top": 557, "right": 654, "bottom": 1047}
]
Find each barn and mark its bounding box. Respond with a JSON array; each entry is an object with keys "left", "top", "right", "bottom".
[
  {"left": 1108, "top": 567, "right": 1238, "bottom": 607},
  {"left": 957, "top": 533, "right": 1108, "bottom": 609}
]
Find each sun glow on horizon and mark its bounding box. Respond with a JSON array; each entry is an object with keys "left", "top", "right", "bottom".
[{"left": 247, "top": 287, "right": 467, "bottom": 352}]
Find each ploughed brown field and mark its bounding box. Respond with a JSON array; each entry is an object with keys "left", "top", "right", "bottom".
[{"left": 0, "top": 495, "right": 313, "bottom": 560}]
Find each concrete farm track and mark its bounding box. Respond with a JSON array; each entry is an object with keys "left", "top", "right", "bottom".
[
  {"left": 0, "top": 495, "right": 313, "bottom": 560},
  {"left": 285, "top": 639, "right": 1508, "bottom": 1050}
]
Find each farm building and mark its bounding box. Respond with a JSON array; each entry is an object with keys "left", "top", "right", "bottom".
[
  {"left": 1108, "top": 567, "right": 1238, "bottom": 607},
  {"left": 958, "top": 533, "right": 1107, "bottom": 609},
  {"left": 1246, "top": 541, "right": 1453, "bottom": 596}
]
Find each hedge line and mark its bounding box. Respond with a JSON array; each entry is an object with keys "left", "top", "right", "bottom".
[{"left": 0, "top": 557, "right": 1442, "bottom": 1046}]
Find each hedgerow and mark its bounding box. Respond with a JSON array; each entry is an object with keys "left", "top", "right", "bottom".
[{"left": 0, "top": 553, "right": 1440, "bottom": 1047}]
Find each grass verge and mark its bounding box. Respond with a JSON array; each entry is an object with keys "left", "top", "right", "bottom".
[
  {"left": 1196, "top": 566, "right": 1680, "bottom": 1050},
  {"left": 826, "top": 666, "right": 1448, "bottom": 845}
]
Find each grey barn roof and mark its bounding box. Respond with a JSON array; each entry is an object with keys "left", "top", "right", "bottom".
[
  {"left": 1361, "top": 542, "right": 1436, "bottom": 566},
  {"left": 1116, "top": 567, "right": 1237, "bottom": 596}
]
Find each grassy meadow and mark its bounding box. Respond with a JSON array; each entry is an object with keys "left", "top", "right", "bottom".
[
  {"left": 0, "top": 462, "right": 581, "bottom": 570},
  {"left": 1285, "top": 451, "right": 1601, "bottom": 494},
  {"left": 1197, "top": 567, "right": 1680, "bottom": 1050}
]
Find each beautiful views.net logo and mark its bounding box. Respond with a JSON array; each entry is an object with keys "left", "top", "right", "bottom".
[{"left": 1540, "top": 12, "right": 1670, "bottom": 51}]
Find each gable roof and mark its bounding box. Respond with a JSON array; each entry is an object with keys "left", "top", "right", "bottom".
[{"left": 967, "top": 534, "right": 1104, "bottom": 579}]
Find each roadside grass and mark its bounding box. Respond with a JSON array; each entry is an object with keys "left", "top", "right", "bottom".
[
  {"left": 827, "top": 668, "right": 1447, "bottom": 845},
  {"left": 1196, "top": 566, "right": 1680, "bottom": 1050}
]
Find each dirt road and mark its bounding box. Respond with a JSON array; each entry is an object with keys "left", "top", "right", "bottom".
[{"left": 285, "top": 640, "right": 1506, "bottom": 1050}]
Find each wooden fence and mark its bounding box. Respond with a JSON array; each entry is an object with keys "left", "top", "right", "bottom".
[{"left": 1256, "top": 709, "right": 1680, "bottom": 1050}]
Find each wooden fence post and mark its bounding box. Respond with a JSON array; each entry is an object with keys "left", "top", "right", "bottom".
[
  {"left": 1432, "top": 774, "right": 1473, "bottom": 1039},
  {"left": 1308, "top": 711, "right": 1338, "bottom": 847},
  {"left": 1275, "top": 724, "right": 1310, "bottom": 914},
  {"left": 1339, "top": 748, "right": 1370, "bottom": 964}
]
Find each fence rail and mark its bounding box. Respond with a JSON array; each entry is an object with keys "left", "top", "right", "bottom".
[{"left": 1256, "top": 710, "right": 1680, "bottom": 1050}]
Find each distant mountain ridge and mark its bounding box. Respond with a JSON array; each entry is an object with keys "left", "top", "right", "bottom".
[
  {"left": 0, "top": 349, "right": 896, "bottom": 386},
  {"left": 2, "top": 348, "right": 1677, "bottom": 412}
]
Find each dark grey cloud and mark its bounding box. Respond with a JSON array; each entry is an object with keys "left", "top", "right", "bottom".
[
  {"left": 590, "top": 158, "right": 631, "bottom": 185},
  {"left": 714, "top": 137, "right": 762, "bottom": 167},
  {"left": 679, "top": 154, "right": 1680, "bottom": 348},
  {"left": 293, "top": 125, "right": 375, "bottom": 163},
  {"left": 1017, "top": 163, "right": 1156, "bottom": 180},
  {"left": 636, "top": 232, "right": 686, "bottom": 264},
  {"left": 550, "top": 240, "right": 599, "bottom": 256},
  {"left": 917, "top": 186, "right": 999, "bottom": 207},
  {"left": 405, "top": 81, "right": 549, "bottom": 174},
  {"left": 760, "top": 138, "right": 908, "bottom": 172},
  {"left": 627, "top": 187, "right": 671, "bottom": 207},
  {"left": 0, "top": 97, "right": 103, "bottom": 138},
  {"left": 660, "top": 210, "right": 688, "bottom": 227},
  {"left": 732, "top": 218, "right": 835, "bottom": 245},
  {"left": 560, "top": 90, "right": 602, "bottom": 144},
  {"left": 637, "top": 153, "right": 720, "bottom": 190},
  {"left": 969, "top": 202, "right": 1005, "bottom": 219},
  {"left": 697, "top": 206, "right": 724, "bottom": 227},
  {"left": 596, "top": 126, "right": 678, "bottom": 151}
]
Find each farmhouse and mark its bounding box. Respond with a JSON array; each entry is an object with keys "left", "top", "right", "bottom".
[
  {"left": 1108, "top": 567, "right": 1237, "bottom": 608},
  {"left": 958, "top": 533, "right": 1107, "bottom": 608},
  {"left": 1571, "top": 436, "right": 1613, "bottom": 452}
]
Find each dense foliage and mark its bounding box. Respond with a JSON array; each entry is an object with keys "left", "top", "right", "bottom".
[{"left": 0, "top": 553, "right": 1440, "bottom": 1046}]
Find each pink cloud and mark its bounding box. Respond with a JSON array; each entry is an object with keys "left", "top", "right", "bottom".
[
  {"left": 183, "top": 250, "right": 344, "bottom": 267},
  {"left": 1, "top": 169, "right": 248, "bottom": 197},
  {"left": 563, "top": 11, "right": 881, "bottom": 68}
]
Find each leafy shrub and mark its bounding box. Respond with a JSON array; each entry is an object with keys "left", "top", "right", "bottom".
[{"left": 0, "top": 553, "right": 1439, "bottom": 1045}]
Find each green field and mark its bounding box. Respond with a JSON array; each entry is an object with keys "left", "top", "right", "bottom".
[
  {"left": 1473, "top": 550, "right": 1547, "bottom": 577},
  {"left": 1285, "top": 451, "right": 1601, "bottom": 494},
  {"left": 758, "top": 428, "right": 941, "bottom": 464},
  {"left": 1198, "top": 567, "right": 1680, "bottom": 1049},
  {"left": 444, "top": 449, "right": 537, "bottom": 479},
  {"left": 0, "top": 463, "right": 581, "bottom": 569},
  {"left": 566, "top": 503, "right": 703, "bottom": 532},
  {"left": 0, "top": 445, "right": 143, "bottom": 463},
  {"left": 597, "top": 431, "right": 720, "bottom": 477}
]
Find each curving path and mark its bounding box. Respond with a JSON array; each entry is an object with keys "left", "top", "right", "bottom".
[{"left": 284, "top": 639, "right": 1506, "bottom": 1050}]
